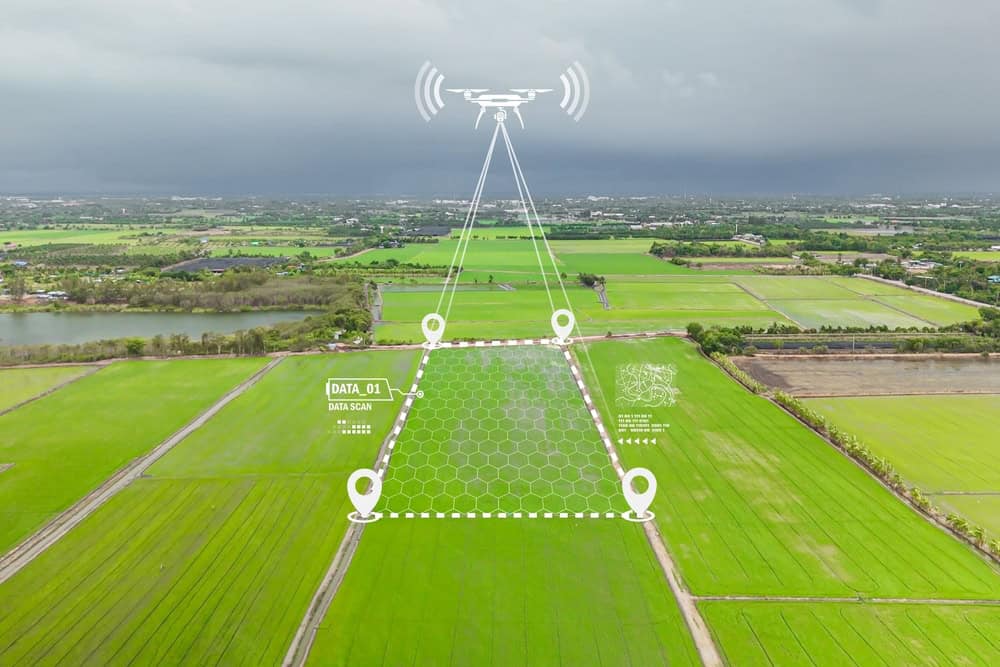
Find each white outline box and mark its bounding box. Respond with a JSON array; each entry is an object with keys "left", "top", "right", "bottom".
[{"left": 326, "top": 377, "right": 394, "bottom": 402}]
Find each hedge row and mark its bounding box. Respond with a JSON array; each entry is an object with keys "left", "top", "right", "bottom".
[{"left": 709, "top": 352, "right": 767, "bottom": 394}]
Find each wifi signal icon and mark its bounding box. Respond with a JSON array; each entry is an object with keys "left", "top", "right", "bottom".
[
  {"left": 559, "top": 61, "right": 590, "bottom": 122},
  {"left": 414, "top": 60, "right": 446, "bottom": 122}
]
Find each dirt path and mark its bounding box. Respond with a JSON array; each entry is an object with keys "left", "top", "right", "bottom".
[
  {"left": 928, "top": 491, "right": 1000, "bottom": 496},
  {"left": 0, "top": 364, "right": 105, "bottom": 417},
  {"left": 694, "top": 594, "right": 1000, "bottom": 605},
  {"left": 595, "top": 283, "right": 610, "bottom": 310},
  {"left": 282, "top": 349, "right": 431, "bottom": 667},
  {"left": 731, "top": 281, "right": 807, "bottom": 328},
  {"left": 0, "top": 357, "right": 284, "bottom": 585},
  {"left": 564, "top": 349, "right": 723, "bottom": 667}
]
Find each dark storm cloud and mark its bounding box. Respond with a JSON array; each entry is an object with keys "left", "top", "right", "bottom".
[{"left": 2, "top": 0, "right": 1000, "bottom": 194}]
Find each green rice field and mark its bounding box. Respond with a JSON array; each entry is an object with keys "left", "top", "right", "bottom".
[
  {"left": 703, "top": 601, "right": 1000, "bottom": 665},
  {"left": 0, "top": 351, "right": 420, "bottom": 665},
  {"left": 0, "top": 228, "right": 156, "bottom": 247},
  {"left": 806, "top": 394, "right": 1000, "bottom": 536},
  {"left": 310, "top": 520, "right": 699, "bottom": 666},
  {"left": 953, "top": 251, "right": 1000, "bottom": 261},
  {"left": 576, "top": 337, "right": 1000, "bottom": 599},
  {"left": 375, "top": 274, "right": 976, "bottom": 342},
  {"left": 0, "top": 365, "right": 89, "bottom": 412},
  {"left": 310, "top": 345, "right": 698, "bottom": 666},
  {"left": 380, "top": 346, "right": 623, "bottom": 515},
  {"left": 0, "top": 358, "right": 266, "bottom": 552}
]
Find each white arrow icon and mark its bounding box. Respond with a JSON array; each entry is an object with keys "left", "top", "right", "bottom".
[{"left": 347, "top": 469, "right": 382, "bottom": 523}]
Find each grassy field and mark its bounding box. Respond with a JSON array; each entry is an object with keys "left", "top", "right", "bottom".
[
  {"left": 703, "top": 601, "right": 1000, "bottom": 665},
  {"left": 0, "top": 228, "right": 152, "bottom": 246},
  {"left": 0, "top": 358, "right": 266, "bottom": 552},
  {"left": 827, "top": 276, "right": 913, "bottom": 295},
  {"left": 380, "top": 346, "right": 623, "bottom": 514},
  {"left": 337, "top": 239, "right": 556, "bottom": 275},
  {"left": 549, "top": 239, "right": 702, "bottom": 275},
  {"left": 344, "top": 237, "right": 774, "bottom": 277},
  {"left": 0, "top": 365, "right": 89, "bottom": 412},
  {"left": 374, "top": 282, "right": 796, "bottom": 343},
  {"left": 735, "top": 276, "right": 860, "bottom": 299},
  {"left": 375, "top": 274, "right": 971, "bottom": 342},
  {"left": 766, "top": 298, "right": 932, "bottom": 328},
  {"left": 576, "top": 337, "right": 1000, "bottom": 599},
  {"left": 731, "top": 275, "right": 977, "bottom": 327},
  {"left": 351, "top": 232, "right": 979, "bottom": 334},
  {"left": 872, "top": 294, "right": 981, "bottom": 325},
  {"left": 953, "top": 251, "right": 1000, "bottom": 261},
  {"left": 944, "top": 496, "right": 1000, "bottom": 535},
  {"left": 310, "top": 521, "right": 699, "bottom": 666},
  {"left": 376, "top": 286, "right": 584, "bottom": 342},
  {"left": 0, "top": 351, "right": 420, "bottom": 665},
  {"left": 805, "top": 395, "right": 1000, "bottom": 535},
  {"left": 605, "top": 281, "right": 768, "bottom": 311},
  {"left": 310, "top": 345, "right": 698, "bottom": 666}
]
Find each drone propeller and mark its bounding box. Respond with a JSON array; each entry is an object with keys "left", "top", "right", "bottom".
[
  {"left": 445, "top": 88, "right": 489, "bottom": 93},
  {"left": 510, "top": 88, "right": 553, "bottom": 93}
]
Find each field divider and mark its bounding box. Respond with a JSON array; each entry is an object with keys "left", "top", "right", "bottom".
[
  {"left": 282, "top": 348, "right": 431, "bottom": 667},
  {"left": 563, "top": 346, "right": 724, "bottom": 667},
  {"left": 0, "top": 356, "right": 284, "bottom": 585},
  {"left": 868, "top": 295, "right": 938, "bottom": 327},
  {"left": 693, "top": 594, "right": 1000, "bottom": 605},
  {"left": 0, "top": 363, "right": 107, "bottom": 418}
]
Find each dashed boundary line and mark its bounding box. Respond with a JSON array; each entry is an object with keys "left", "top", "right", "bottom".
[
  {"left": 368, "top": 511, "right": 632, "bottom": 519},
  {"left": 433, "top": 337, "right": 560, "bottom": 348},
  {"left": 282, "top": 348, "right": 431, "bottom": 667},
  {"left": 563, "top": 346, "right": 724, "bottom": 667}
]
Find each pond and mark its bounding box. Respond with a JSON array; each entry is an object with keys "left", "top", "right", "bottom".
[{"left": 0, "top": 311, "right": 312, "bottom": 347}]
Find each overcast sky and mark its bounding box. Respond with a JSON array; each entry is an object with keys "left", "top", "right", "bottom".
[{"left": 3, "top": 0, "right": 1000, "bottom": 196}]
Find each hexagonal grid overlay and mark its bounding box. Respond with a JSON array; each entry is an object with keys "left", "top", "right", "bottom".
[{"left": 379, "top": 346, "right": 624, "bottom": 514}]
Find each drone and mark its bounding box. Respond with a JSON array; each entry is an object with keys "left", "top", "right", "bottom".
[{"left": 445, "top": 88, "right": 552, "bottom": 128}]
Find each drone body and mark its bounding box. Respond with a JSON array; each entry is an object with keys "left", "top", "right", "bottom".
[{"left": 445, "top": 88, "right": 552, "bottom": 128}]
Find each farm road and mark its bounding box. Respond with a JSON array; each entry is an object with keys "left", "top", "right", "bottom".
[{"left": 0, "top": 357, "right": 284, "bottom": 585}]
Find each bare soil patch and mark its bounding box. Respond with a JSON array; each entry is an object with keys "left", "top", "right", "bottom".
[{"left": 734, "top": 355, "right": 1000, "bottom": 396}]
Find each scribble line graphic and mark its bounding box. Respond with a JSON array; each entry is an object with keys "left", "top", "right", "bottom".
[{"left": 616, "top": 363, "right": 679, "bottom": 407}]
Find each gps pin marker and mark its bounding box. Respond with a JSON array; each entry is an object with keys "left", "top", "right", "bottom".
[
  {"left": 551, "top": 309, "right": 575, "bottom": 344},
  {"left": 621, "top": 468, "right": 656, "bottom": 522},
  {"left": 422, "top": 313, "right": 445, "bottom": 348},
  {"left": 347, "top": 469, "right": 382, "bottom": 523}
]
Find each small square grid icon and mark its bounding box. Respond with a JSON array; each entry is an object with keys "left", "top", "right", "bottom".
[{"left": 336, "top": 419, "right": 372, "bottom": 436}]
